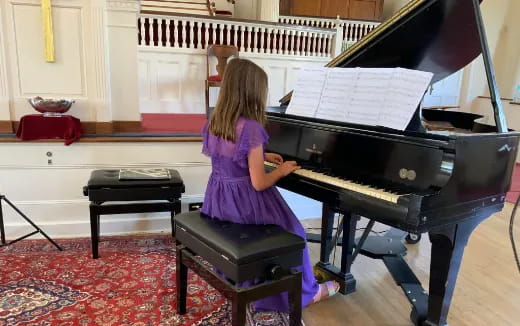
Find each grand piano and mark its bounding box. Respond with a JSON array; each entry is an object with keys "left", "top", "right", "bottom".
[{"left": 264, "top": 0, "right": 520, "bottom": 325}]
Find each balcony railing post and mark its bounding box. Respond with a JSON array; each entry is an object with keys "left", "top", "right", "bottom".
[{"left": 333, "top": 16, "right": 344, "bottom": 57}]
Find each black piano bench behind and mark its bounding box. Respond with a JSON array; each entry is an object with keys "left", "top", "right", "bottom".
[
  {"left": 174, "top": 211, "right": 304, "bottom": 326},
  {"left": 84, "top": 169, "right": 184, "bottom": 259}
]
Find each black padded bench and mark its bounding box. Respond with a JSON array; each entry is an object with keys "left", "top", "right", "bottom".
[
  {"left": 83, "top": 169, "right": 184, "bottom": 259},
  {"left": 175, "top": 211, "right": 304, "bottom": 326}
]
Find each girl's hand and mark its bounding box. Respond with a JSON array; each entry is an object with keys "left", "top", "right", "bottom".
[
  {"left": 277, "top": 161, "right": 301, "bottom": 176},
  {"left": 265, "top": 152, "right": 284, "bottom": 165}
]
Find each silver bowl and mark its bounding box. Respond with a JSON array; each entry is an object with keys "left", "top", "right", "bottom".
[{"left": 28, "top": 97, "right": 75, "bottom": 117}]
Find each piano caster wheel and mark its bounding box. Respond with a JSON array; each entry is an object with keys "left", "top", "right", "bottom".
[{"left": 406, "top": 233, "right": 421, "bottom": 244}]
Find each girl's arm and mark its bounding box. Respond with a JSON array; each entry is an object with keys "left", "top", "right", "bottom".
[{"left": 248, "top": 145, "right": 300, "bottom": 191}]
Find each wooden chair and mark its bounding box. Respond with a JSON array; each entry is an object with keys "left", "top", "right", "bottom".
[{"left": 205, "top": 45, "right": 239, "bottom": 117}]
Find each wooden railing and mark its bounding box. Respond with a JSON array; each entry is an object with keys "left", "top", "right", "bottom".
[
  {"left": 138, "top": 13, "right": 338, "bottom": 57},
  {"left": 279, "top": 15, "right": 380, "bottom": 44}
]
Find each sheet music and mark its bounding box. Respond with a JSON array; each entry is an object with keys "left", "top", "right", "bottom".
[
  {"left": 287, "top": 67, "right": 433, "bottom": 131},
  {"left": 380, "top": 68, "right": 434, "bottom": 130},
  {"left": 285, "top": 67, "right": 328, "bottom": 117},
  {"left": 315, "top": 68, "right": 359, "bottom": 121},
  {"left": 348, "top": 68, "right": 393, "bottom": 126}
]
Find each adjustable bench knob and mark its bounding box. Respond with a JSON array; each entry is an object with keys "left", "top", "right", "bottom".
[{"left": 267, "top": 265, "right": 287, "bottom": 280}]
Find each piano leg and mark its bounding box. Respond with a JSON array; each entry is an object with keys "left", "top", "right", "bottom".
[
  {"left": 314, "top": 205, "right": 357, "bottom": 295},
  {"left": 422, "top": 213, "right": 488, "bottom": 326}
]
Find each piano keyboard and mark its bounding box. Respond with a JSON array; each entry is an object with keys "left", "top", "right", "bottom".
[{"left": 264, "top": 162, "right": 402, "bottom": 204}]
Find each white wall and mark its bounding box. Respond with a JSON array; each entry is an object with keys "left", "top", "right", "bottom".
[
  {"left": 234, "top": 0, "right": 258, "bottom": 20},
  {"left": 460, "top": 0, "right": 520, "bottom": 118},
  {"left": 138, "top": 47, "right": 330, "bottom": 114},
  {"left": 0, "top": 0, "right": 141, "bottom": 123},
  {"left": 214, "top": 0, "right": 234, "bottom": 14},
  {"left": 382, "top": 0, "right": 410, "bottom": 20}
]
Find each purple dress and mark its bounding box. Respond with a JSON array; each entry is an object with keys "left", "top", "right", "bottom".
[{"left": 201, "top": 117, "right": 319, "bottom": 313}]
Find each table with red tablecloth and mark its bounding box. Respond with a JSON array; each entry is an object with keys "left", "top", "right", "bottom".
[{"left": 16, "top": 114, "right": 83, "bottom": 145}]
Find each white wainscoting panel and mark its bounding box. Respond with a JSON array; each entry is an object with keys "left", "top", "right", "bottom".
[
  {"left": 138, "top": 48, "right": 330, "bottom": 114},
  {"left": 0, "top": 142, "right": 211, "bottom": 238}
]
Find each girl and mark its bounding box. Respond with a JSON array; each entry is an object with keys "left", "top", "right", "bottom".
[{"left": 201, "top": 58, "right": 339, "bottom": 316}]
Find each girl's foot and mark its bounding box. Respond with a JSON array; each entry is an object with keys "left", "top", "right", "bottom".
[{"left": 312, "top": 280, "right": 340, "bottom": 304}]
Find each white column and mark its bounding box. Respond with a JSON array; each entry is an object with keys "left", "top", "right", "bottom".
[
  {"left": 0, "top": 1, "right": 11, "bottom": 126},
  {"left": 257, "top": 0, "right": 279, "bottom": 23},
  {"left": 104, "top": 0, "right": 141, "bottom": 121},
  {"left": 333, "top": 18, "right": 344, "bottom": 57},
  {"left": 86, "top": 0, "right": 112, "bottom": 124}
]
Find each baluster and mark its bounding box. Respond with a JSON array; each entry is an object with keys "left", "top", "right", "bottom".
[
  {"left": 248, "top": 26, "right": 253, "bottom": 52},
  {"left": 173, "top": 20, "right": 179, "bottom": 47},
  {"left": 172, "top": 20, "right": 178, "bottom": 47},
  {"left": 353, "top": 24, "right": 359, "bottom": 42},
  {"left": 239, "top": 26, "right": 244, "bottom": 52},
  {"left": 321, "top": 33, "right": 326, "bottom": 57},
  {"left": 251, "top": 26, "right": 256, "bottom": 53},
  {"left": 295, "top": 30, "right": 300, "bottom": 56},
  {"left": 266, "top": 28, "right": 272, "bottom": 54},
  {"left": 316, "top": 33, "right": 321, "bottom": 56},
  {"left": 301, "top": 31, "right": 307, "bottom": 56},
  {"left": 233, "top": 24, "right": 238, "bottom": 48},
  {"left": 180, "top": 20, "right": 186, "bottom": 48},
  {"left": 226, "top": 23, "right": 231, "bottom": 46},
  {"left": 190, "top": 20, "right": 195, "bottom": 48},
  {"left": 314, "top": 32, "right": 319, "bottom": 56},
  {"left": 145, "top": 18, "right": 150, "bottom": 46},
  {"left": 279, "top": 29, "right": 285, "bottom": 55},
  {"left": 152, "top": 19, "right": 157, "bottom": 47},
  {"left": 328, "top": 33, "right": 334, "bottom": 56},
  {"left": 259, "top": 26, "right": 265, "bottom": 54},
  {"left": 212, "top": 22, "right": 217, "bottom": 45},
  {"left": 277, "top": 29, "right": 282, "bottom": 54},
  {"left": 219, "top": 23, "right": 224, "bottom": 45},
  {"left": 138, "top": 18, "right": 143, "bottom": 45},
  {"left": 161, "top": 19, "right": 166, "bottom": 47},
  {"left": 197, "top": 21, "right": 202, "bottom": 49},
  {"left": 167, "top": 19, "right": 173, "bottom": 47},
  {"left": 204, "top": 22, "right": 210, "bottom": 48},
  {"left": 309, "top": 32, "right": 315, "bottom": 56},
  {"left": 289, "top": 30, "right": 294, "bottom": 55}
]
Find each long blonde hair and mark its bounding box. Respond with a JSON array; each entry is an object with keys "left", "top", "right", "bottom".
[{"left": 208, "top": 58, "right": 268, "bottom": 142}]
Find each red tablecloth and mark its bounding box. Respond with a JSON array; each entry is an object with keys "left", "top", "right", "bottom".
[{"left": 16, "top": 114, "right": 83, "bottom": 145}]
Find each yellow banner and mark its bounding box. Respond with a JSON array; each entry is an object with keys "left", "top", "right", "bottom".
[{"left": 41, "top": 0, "right": 54, "bottom": 62}]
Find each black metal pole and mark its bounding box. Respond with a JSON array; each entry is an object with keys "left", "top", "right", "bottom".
[
  {"left": 471, "top": 0, "right": 508, "bottom": 133},
  {"left": 1, "top": 196, "right": 62, "bottom": 251},
  {"left": 0, "top": 195, "right": 6, "bottom": 245}
]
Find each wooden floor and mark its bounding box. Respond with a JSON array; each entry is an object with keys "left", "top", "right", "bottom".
[{"left": 300, "top": 203, "right": 520, "bottom": 326}]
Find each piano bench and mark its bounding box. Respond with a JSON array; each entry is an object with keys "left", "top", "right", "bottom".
[
  {"left": 174, "top": 211, "right": 304, "bottom": 326},
  {"left": 83, "top": 169, "right": 185, "bottom": 259}
]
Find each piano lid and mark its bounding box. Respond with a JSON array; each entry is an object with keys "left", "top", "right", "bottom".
[{"left": 280, "top": 0, "right": 484, "bottom": 105}]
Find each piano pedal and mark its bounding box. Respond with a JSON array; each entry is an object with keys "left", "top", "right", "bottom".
[{"left": 312, "top": 266, "right": 331, "bottom": 283}]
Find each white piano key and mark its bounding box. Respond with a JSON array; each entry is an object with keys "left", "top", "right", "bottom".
[{"left": 264, "top": 162, "right": 402, "bottom": 203}]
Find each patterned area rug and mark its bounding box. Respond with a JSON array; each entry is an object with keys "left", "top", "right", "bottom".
[{"left": 0, "top": 236, "right": 288, "bottom": 326}]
